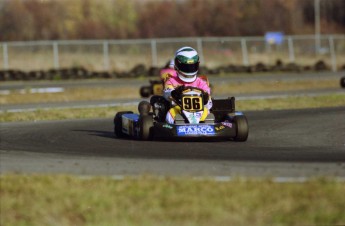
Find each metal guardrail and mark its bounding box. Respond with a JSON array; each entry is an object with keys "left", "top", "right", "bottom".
[{"left": 1, "top": 35, "right": 344, "bottom": 72}]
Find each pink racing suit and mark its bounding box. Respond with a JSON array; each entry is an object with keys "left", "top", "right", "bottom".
[
  {"left": 159, "top": 68, "right": 177, "bottom": 81},
  {"left": 163, "top": 72, "right": 212, "bottom": 124}
]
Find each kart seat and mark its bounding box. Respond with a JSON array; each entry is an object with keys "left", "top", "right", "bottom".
[
  {"left": 211, "top": 97, "right": 236, "bottom": 122},
  {"left": 174, "top": 114, "right": 185, "bottom": 125},
  {"left": 174, "top": 113, "right": 215, "bottom": 124}
]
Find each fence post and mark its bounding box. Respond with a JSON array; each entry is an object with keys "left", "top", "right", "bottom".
[
  {"left": 241, "top": 38, "right": 249, "bottom": 66},
  {"left": 2, "top": 43, "right": 9, "bottom": 70},
  {"left": 151, "top": 39, "right": 157, "bottom": 67},
  {"left": 288, "top": 36, "right": 295, "bottom": 63},
  {"left": 2, "top": 43, "right": 8, "bottom": 70},
  {"left": 103, "top": 41, "right": 110, "bottom": 71},
  {"left": 53, "top": 42, "right": 59, "bottom": 69},
  {"left": 328, "top": 36, "right": 337, "bottom": 72},
  {"left": 196, "top": 38, "right": 204, "bottom": 64}
]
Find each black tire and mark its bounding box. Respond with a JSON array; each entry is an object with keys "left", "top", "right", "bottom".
[
  {"left": 140, "top": 86, "right": 152, "bottom": 98},
  {"left": 114, "top": 111, "right": 133, "bottom": 138},
  {"left": 340, "top": 77, "right": 345, "bottom": 88},
  {"left": 234, "top": 115, "right": 249, "bottom": 142},
  {"left": 139, "top": 115, "right": 154, "bottom": 141}
]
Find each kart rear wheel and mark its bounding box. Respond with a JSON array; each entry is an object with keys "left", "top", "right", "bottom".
[
  {"left": 138, "top": 101, "right": 151, "bottom": 115},
  {"left": 139, "top": 115, "right": 154, "bottom": 140},
  {"left": 234, "top": 115, "right": 249, "bottom": 142},
  {"left": 114, "top": 111, "right": 133, "bottom": 138},
  {"left": 340, "top": 77, "right": 345, "bottom": 88},
  {"left": 140, "top": 86, "right": 152, "bottom": 98}
]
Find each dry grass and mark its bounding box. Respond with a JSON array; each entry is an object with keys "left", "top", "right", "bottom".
[
  {"left": 236, "top": 93, "right": 345, "bottom": 111},
  {"left": 0, "top": 87, "right": 139, "bottom": 105},
  {"left": 1, "top": 175, "right": 344, "bottom": 226},
  {"left": 0, "top": 78, "right": 339, "bottom": 105},
  {"left": 0, "top": 106, "right": 135, "bottom": 122},
  {"left": 1, "top": 94, "right": 344, "bottom": 122},
  {"left": 212, "top": 79, "right": 339, "bottom": 95}
]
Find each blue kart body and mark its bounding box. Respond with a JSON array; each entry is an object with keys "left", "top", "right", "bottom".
[{"left": 118, "top": 111, "right": 245, "bottom": 140}]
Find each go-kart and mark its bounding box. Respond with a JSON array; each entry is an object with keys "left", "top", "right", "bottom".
[
  {"left": 140, "top": 68, "right": 176, "bottom": 98},
  {"left": 115, "top": 86, "right": 249, "bottom": 141},
  {"left": 140, "top": 80, "right": 164, "bottom": 98}
]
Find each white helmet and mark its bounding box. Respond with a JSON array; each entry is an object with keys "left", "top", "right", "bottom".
[
  {"left": 168, "top": 59, "right": 175, "bottom": 69},
  {"left": 174, "top": 46, "right": 199, "bottom": 83}
]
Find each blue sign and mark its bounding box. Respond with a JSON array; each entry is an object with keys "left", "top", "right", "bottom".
[
  {"left": 177, "top": 125, "right": 215, "bottom": 136},
  {"left": 265, "top": 32, "right": 284, "bottom": 45}
]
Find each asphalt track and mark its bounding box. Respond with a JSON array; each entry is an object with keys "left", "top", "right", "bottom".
[{"left": 1, "top": 107, "right": 345, "bottom": 178}]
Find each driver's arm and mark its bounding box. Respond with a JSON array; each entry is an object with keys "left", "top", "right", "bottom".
[
  {"left": 163, "top": 87, "right": 173, "bottom": 101},
  {"left": 199, "top": 80, "right": 212, "bottom": 109},
  {"left": 163, "top": 78, "right": 175, "bottom": 100}
]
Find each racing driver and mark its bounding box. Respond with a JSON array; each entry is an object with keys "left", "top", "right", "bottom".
[{"left": 163, "top": 46, "right": 212, "bottom": 124}]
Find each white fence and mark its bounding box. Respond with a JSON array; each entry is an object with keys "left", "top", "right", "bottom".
[{"left": 1, "top": 35, "right": 344, "bottom": 72}]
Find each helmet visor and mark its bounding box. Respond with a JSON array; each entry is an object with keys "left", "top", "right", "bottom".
[{"left": 175, "top": 59, "right": 199, "bottom": 74}]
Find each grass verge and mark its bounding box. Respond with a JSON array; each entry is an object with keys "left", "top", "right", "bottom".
[
  {"left": 1, "top": 175, "right": 344, "bottom": 226},
  {"left": 0, "top": 87, "right": 139, "bottom": 105},
  {"left": 0, "top": 79, "right": 339, "bottom": 104},
  {"left": 212, "top": 78, "right": 339, "bottom": 96},
  {"left": 1, "top": 94, "right": 344, "bottom": 122}
]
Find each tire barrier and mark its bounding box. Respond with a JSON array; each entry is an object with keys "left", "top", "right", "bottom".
[
  {"left": 340, "top": 77, "right": 345, "bottom": 88},
  {"left": 0, "top": 60, "right": 343, "bottom": 81}
]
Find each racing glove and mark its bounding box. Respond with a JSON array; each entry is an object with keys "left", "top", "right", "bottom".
[
  {"left": 171, "top": 85, "right": 185, "bottom": 100},
  {"left": 203, "top": 92, "right": 209, "bottom": 105}
]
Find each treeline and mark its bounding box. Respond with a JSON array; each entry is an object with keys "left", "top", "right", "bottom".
[{"left": 0, "top": 0, "right": 344, "bottom": 41}]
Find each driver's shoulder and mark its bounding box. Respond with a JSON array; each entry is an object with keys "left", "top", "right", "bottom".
[
  {"left": 164, "top": 76, "right": 181, "bottom": 88},
  {"left": 164, "top": 74, "right": 176, "bottom": 82},
  {"left": 160, "top": 68, "right": 177, "bottom": 82},
  {"left": 196, "top": 75, "right": 210, "bottom": 86}
]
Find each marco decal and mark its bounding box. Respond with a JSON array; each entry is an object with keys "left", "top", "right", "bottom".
[{"left": 177, "top": 125, "right": 215, "bottom": 136}]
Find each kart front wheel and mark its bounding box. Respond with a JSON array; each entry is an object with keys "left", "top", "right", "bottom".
[
  {"left": 140, "top": 86, "right": 152, "bottom": 98},
  {"left": 114, "top": 111, "right": 133, "bottom": 138},
  {"left": 139, "top": 115, "right": 154, "bottom": 141},
  {"left": 234, "top": 115, "right": 249, "bottom": 142}
]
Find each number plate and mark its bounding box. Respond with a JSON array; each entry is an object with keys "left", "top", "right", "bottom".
[{"left": 182, "top": 96, "right": 203, "bottom": 112}]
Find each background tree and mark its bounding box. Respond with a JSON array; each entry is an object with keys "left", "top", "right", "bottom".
[
  {"left": 0, "top": 0, "right": 344, "bottom": 41},
  {"left": 0, "top": 0, "right": 35, "bottom": 40}
]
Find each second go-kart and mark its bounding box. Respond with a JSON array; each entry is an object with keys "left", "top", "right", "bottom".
[
  {"left": 115, "top": 86, "right": 249, "bottom": 141},
  {"left": 140, "top": 79, "right": 164, "bottom": 98},
  {"left": 139, "top": 68, "right": 176, "bottom": 98}
]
